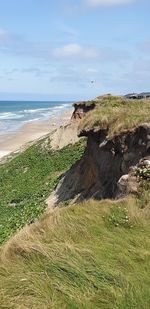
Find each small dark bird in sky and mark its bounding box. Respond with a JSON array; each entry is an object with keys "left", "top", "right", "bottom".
[{"left": 91, "top": 80, "right": 94, "bottom": 84}]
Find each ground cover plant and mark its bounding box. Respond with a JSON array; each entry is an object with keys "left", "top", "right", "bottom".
[{"left": 0, "top": 137, "right": 84, "bottom": 244}]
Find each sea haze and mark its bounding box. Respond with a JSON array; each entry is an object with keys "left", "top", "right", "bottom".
[{"left": 0, "top": 101, "right": 73, "bottom": 136}]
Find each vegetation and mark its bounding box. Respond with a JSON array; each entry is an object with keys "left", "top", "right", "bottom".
[
  {"left": 80, "top": 95, "right": 150, "bottom": 136},
  {"left": 0, "top": 137, "right": 85, "bottom": 245},
  {"left": 0, "top": 96, "right": 150, "bottom": 308},
  {"left": 135, "top": 165, "right": 150, "bottom": 180},
  {"left": 0, "top": 194, "right": 150, "bottom": 309}
]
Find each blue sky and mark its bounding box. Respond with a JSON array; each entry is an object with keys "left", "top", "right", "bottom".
[{"left": 0, "top": 0, "right": 149, "bottom": 100}]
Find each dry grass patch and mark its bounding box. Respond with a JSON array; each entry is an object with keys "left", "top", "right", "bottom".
[{"left": 80, "top": 96, "right": 150, "bottom": 136}]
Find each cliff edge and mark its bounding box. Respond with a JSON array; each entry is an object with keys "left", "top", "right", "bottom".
[{"left": 47, "top": 95, "right": 150, "bottom": 206}]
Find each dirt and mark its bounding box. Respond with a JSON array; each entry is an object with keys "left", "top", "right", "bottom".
[{"left": 47, "top": 123, "right": 150, "bottom": 208}]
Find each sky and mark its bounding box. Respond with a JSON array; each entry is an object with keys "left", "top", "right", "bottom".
[{"left": 0, "top": 0, "right": 149, "bottom": 101}]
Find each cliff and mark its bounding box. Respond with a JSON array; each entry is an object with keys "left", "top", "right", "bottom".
[{"left": 48, "top": 95, "right": 150, "bottom": 206}]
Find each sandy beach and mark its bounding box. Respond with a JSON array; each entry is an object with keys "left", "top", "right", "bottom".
[{"left": 0, "top": 110, "right": 72, "bottom": 161}]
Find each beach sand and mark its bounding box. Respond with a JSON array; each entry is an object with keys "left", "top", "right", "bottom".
[{"left": 0, "top": 110, "right": 72, "bottom": 161}]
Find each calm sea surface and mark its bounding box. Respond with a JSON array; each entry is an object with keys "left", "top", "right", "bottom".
[{"left": 0, "top": 101, "right": 73, "bottom": 135}]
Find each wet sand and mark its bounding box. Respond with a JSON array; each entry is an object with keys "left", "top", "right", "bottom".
[{"left": 0, "top": 110, "right": 72, "bottom": 161}]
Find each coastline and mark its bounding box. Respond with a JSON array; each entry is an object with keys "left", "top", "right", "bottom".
[{"left": 0, "top": 109, "right": 73, "bottom": 161}]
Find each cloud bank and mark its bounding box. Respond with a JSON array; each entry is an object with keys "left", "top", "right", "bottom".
[{"left": 84, "top": 0, "right": 134, "bottom": 7}]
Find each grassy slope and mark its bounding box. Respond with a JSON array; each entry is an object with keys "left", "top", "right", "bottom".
[
  {"left": 0, "top": 97, "right": 150, "bottom": 308},
  {"left": 0, "top": 137, "right": 84, "bottom": 245},
  {"left": 0, "top": 196, "right": 150, "bottom": 309},
  {"left": 80, "top": 96, "right": 150, "bottom": 136}
]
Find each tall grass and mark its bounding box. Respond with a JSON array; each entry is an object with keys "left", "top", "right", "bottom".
[
  {"left": 80, "top": 96, "right": 150, "bottom": 136},
  {"left": 0, "top": 196, "right": 150, "bottom": 309}
]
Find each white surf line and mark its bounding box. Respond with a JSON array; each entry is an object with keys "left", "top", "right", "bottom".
[{"left": 0, "top": 151, "right": 11, "bottom": 159}]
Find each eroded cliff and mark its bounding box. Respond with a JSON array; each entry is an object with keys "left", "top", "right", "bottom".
[{"left": 47, "top": 95, "right": 150, "bottom": 207}]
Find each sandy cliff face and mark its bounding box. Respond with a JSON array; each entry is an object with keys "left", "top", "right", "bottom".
[
  {"left": 50, "top": 121, "right": 80, "bottom": 150},
  {"left": 50, "top": 100, "right": 97, "bottom": 149},
  {"left": 49, "top": 123, "right": 150, "bottom": 206}
]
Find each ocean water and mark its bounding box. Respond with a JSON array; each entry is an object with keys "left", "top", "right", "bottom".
[{"left": 0, "top": 101, "right": 73, "bottom": 136}]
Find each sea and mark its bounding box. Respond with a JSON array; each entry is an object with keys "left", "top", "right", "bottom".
[{"left": 0, "top": 100, "right": 73, "bottom": 136}]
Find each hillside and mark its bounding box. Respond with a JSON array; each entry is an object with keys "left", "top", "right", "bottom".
[
  {"left": 0, "top": 95, "right": 150, "bottom": 309},
  {"left": 0, "top": 196, "right": 150, "bottom": 309}
]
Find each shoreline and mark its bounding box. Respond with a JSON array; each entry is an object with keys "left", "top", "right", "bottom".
[{"left": 0, "top": 109, "right": 73, "bottom": 161}]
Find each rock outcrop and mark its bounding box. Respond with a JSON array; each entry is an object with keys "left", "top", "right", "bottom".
[{"left": 117, "top": 155, "right": 150, "bottom": 197}]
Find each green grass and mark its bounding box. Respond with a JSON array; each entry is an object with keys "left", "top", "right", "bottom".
[
  {"left": 0, "top": 137, "right": 85, "bottom": 245},
  {"left": 0, "top": 196, "right": 150, "bottom": 309},
  {"left": 79, "top": 95, "right": 150, "bottom": 136}
]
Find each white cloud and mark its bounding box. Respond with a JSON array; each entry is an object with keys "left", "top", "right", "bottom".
[
  {"left": 84, "top": 0, "right": 134, "bottom": 7},
  {"left": 53, "top": 43, "right": 99, "bottom": 59}
]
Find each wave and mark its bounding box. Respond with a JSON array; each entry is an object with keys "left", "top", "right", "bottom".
[
  {"left": 0, "top": 103, "right": 72, "bottom": 117},
  {"left": 22, "top": 104, "right": 71, "bottom": 114},
  {"left": 23, "top": 108, "right": 52, "bottom": 113},
  {"left": 23, "top": 118, "right": 41, "bottom": 123},
  {"left": 0, "top": 112, "right": 24, "bottom": 120},
  {"left": 0, "top": 102, "right": 72, "bottom": 134}
]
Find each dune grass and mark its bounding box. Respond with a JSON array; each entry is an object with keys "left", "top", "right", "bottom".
[
  {"left": 80, "top": 96, "right": 150, "bottom": 136},
  {"left": 0, "top": 194, "right": 150, "bottom": 309},
  {"left": 0, "top": 137, "right": 85, "bottom": 245}
]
